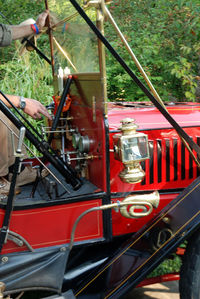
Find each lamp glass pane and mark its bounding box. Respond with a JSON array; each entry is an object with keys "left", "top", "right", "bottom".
[{"left": 122, "top": 136, "right": 148, "bottom": 162}]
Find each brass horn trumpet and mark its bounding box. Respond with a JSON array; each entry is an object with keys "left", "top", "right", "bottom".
[{"left": 120, "top": 191, "right": 160, "bottom": 219}]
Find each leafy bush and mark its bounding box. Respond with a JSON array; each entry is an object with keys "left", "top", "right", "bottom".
[
  {"left": 1, "top": 0, "right": 200, "bottom": 102},
  {"left": 149, "top": 255, "right": 182, "bottom": 277},
  {"left": 105, "top": 0, "right": 200, "bottom": 101},
  {"left": 0, "top": 47, "right": 53, "bottom": 155}
]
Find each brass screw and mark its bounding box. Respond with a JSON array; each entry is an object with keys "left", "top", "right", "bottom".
[
  {"left": 163, "top": 217, "right": 170, "bottom": 224},
  {"left": 1, "top": 257, "right": 8, "bottom": 263},
  {"left": 60, "top": 247, "right": 66, "bottom": 252}
]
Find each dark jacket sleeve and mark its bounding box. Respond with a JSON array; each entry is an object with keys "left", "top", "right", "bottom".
[{"left": 0, "top": 24, "right": 12, "bottom": 47}]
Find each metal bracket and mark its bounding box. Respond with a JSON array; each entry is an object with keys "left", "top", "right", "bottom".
[
  {"left": 11, "top": 127, "right": 26, "bottom": 158},
  {"left": 6, "top": 233, "right": 24, "bottom": 247},
  {"left": 11, "top": 127, "right": 26, "bottom": 174}
]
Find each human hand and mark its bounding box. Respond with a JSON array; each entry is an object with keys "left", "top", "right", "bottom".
[
  {"left": 24, "top": 98, "right": 52, "bottom": 120},
  {"left": 36, "top": 10, "right": 49, "bottom": 32}
]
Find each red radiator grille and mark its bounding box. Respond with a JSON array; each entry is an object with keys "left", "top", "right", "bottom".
[{"left": 140, "top": 137, "right": 200, "bottom": 190}]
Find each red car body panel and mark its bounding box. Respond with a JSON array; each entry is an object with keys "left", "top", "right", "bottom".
[{"left": 1, "top": 102, "right": 200, "bottom": 254}]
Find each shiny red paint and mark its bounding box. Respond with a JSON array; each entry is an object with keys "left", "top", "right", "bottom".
[
  {"left": 108, "top": 102, "right": 200, "bottom": 235},
  {"left": 112, "top": 193, "right": 178, "bottom": 235},
  {"left": 107, "top": 102, "right": 200, "bottom": 131},
  {"left": 109, "top": 127, "right": 200, "bottom": 193},
  {"left": 2, "top": 102, "right": 199, "bottom": 254},
  {"left": 0, "top": 199, "right": 103, "bottom": 254},
  {"left": 136, "top": 273, "right": 180, "bottom": 288},
  {"left": 108, "top": 103, "right": 200, "bottom": 193}
]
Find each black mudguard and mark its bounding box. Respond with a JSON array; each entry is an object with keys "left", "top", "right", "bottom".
[
  {"left": 1, "top": 245, "right": 69, "bottom": 295},
  {"left": 74, "top": 176, "right": 200, "bottom": 298}
]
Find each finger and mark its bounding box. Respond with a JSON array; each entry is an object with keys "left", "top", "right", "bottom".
[
  {"left": 40, "top": 107, "right": 52, "bottom": 120},
  {"left": 35, "top": 107, "right": 51, "bottom": 120},
  {"left": 33, "top": 112, "right": 41, "bottom": 119}
]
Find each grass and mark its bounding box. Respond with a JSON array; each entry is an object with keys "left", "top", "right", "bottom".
[
  {"left": 0, "top": 42, "right": 54, "bottom": 156},
  {"left": 0, "top": 42, "right": 53, "bottom": 100}
]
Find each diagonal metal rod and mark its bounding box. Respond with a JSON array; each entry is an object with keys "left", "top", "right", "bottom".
[
  {"left": 53, "top": 37, "right": 78, "bottom": 72},
  {"left": 45, "top": 0, "right": 55, "bottom": 75},
  {"left": 69, "top": 0, "right": 200, "bottom": 157},
  {"left": 21, "top": 37, "right": 51, "bottom": 64},
  {"left": 0, "top": 117, "right": 71, "bottom": 193},
  {"left": 51, "top": 6, "right": 91, "bottom": 30},
  {"left": 0, "top": 97, "right": 81, "bottom": 189},
  {"left": 48, "top": 76, "right": 73, "bottom": 144},
  {"left": 0, "top": 90, "right": 43, "bottom": 139},
  {"left": 0, "top": 11, "right": 51, "bottom": 64},
  {"left": 104, "top": 6, "right": 165, "bottom": 110},
  {"left": 104, "top": 5, "right": 200, "bottom": 168}
]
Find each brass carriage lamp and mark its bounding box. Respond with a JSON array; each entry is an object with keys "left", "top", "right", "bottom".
[{"left": 113, "top": 118, "right": 149, "bottom": 184}]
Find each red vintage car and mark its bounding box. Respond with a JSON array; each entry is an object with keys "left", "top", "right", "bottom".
[{"left": 0, "top": 0, "right": 200, "bottom": 298}]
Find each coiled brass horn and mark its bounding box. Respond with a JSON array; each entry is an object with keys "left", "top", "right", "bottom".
[
  {"left": 120, "top": 191, "right": 160, "bottom": 218},
  {"left": 69, "top": 191, "right": 160, "bottom": 249}
]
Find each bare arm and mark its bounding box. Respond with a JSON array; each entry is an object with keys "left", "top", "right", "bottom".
[
  {"left": 0, "top": 11, "right": 51, "bottom": 119},
  {"left": 0, "top": 94, "right": 51, "bottom": 120},
  {"left": 11, "top": 25, "right": 34, "bottom": 40},
  {"left": 11, "top": 10, "right": 48, "bottom": 40}
]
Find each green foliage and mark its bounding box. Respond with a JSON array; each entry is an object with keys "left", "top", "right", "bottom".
[
  {"left": 105, "top": 0, "right": 200, "bottom": 101},
  {"left": 0, "top": 0, "right": 44, "bottom": 24},
  {"left": 0, "top": 0, "right": 48, "bottom": 63},
  {"left": 0, "top": 47, "right": 53, "bottom": 155},
  {"left": 0, "top": 1, "right": 53, "bottom": 155},
  {"left": 0, "top": 50, "right": 52, "bottom": 99},
  {"left": 149, "top": 255, "right": 182, "bottom": 278},
  {"left": 1, "top": 0, "right": 200, "bottom": 103}
]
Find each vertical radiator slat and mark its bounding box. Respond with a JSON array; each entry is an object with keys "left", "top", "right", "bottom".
[
  {"left": 181, "top": 141, "right": 185, "bottom": 180},
  {"left": 157, "top": 139, "right": 162, "bottom": 183},
  {"left": 173, "top": 139, "right": 178, "bottom": 181},
  {"left": 149, "top": 141, "right": 154, "bottom": 184},
  {"left": 140, "top": 136, "right": 199, "bottom": 186},
  {"left": 166, "top": 139, "right": 170, "bottom": 182},
  {"left": 189, "top": 137, "right": 193, "bottom": 179}
]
